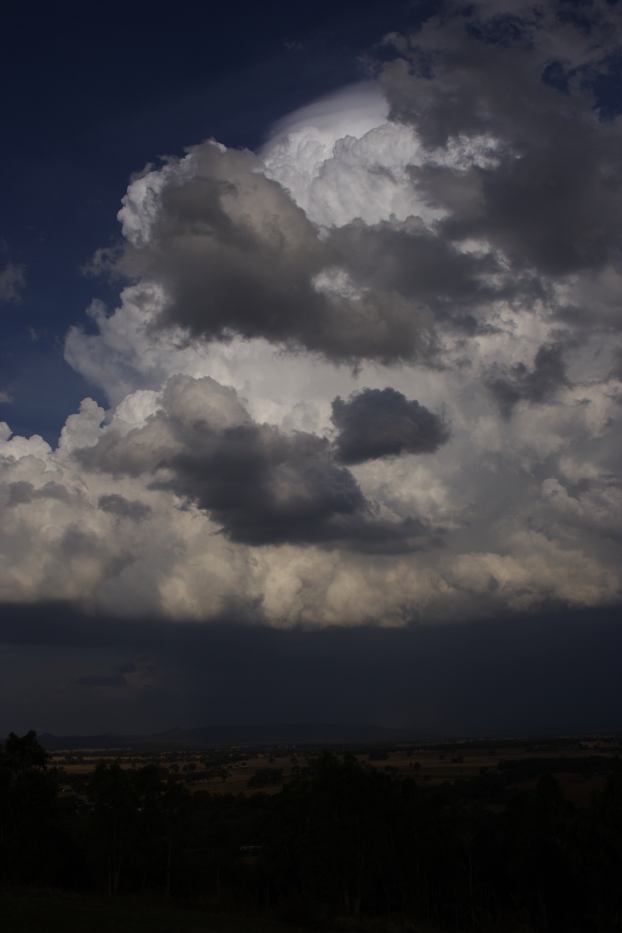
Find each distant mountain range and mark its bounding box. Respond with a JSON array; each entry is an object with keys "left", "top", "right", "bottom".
[{"left": 40, "top": 722, "right": 417, "bottom": 750}]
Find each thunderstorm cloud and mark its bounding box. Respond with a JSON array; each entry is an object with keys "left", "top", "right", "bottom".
[{"left": 1, "top": 0, "right": 621, "bottom": 629}]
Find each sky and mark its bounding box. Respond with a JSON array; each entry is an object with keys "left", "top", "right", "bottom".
[{"left": 1, "top": 0, "right": 621, "bottom": 736}]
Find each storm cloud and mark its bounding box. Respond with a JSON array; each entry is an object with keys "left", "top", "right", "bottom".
[
  {"left": 332, "top": 387, "right": 449, "bottom": 464},
  {"left": 380, "top": 0, "right": 622, "bottom": 294},
  {"left": 98, "top": 494, "right": 152, "bottom": 522},
  {"left": 0, "top": 0, "right": 619, "bottom": 632},
  {"left": 113, "top": 143, "right": 446, "bottom": 365},
  {"left": 486, "top": 343, "right": 568, "bottom": 416},
  {"left": 77, "top": 375, "right": 436, "bottom": 551},
  {"left": 2, "top": 601, "right": 622, "bottom": 738}
]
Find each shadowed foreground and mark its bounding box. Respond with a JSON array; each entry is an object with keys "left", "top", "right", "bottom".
[
  {"left": 0, "top": 890, "right": 339, "bottom": 933},
  {"left": 2, "top": 731, "right": 622, "bottom": 932}
]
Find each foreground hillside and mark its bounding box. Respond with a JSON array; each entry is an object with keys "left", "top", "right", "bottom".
[
  {"left": 0, "top": 891, "right": 345, "bottom": 933},
  {"left": 3, "top": 731, "right": 622, "bottom": 932}
]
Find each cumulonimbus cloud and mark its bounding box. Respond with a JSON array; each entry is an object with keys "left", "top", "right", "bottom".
[{"left": 0, "top": 0, "right": 619, "bottom": 627}]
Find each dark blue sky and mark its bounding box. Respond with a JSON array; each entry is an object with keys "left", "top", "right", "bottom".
[{"left": 1, "top": 0, "right": 432, "bottom": 441}]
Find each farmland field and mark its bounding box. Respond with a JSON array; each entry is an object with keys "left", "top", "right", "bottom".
[{"left": 48, "top": 736, "right": 622, "bottom": 804}]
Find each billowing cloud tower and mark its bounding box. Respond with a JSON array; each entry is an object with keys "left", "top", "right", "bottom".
[{"left": 2, "top": 0, "right": 621, "bottom": 626}]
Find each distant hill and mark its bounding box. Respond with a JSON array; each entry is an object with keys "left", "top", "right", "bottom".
[{"left": 39, "top": 722, "right": 415, "bottom": 750}]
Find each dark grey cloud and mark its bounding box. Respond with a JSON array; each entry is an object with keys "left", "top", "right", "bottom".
[
  {"left": 486, "top": 343, "right": 568, "bottom": 416},
  {"left": 118, "top": 146, "right": 439, "bottom": 365},
  {"left": 78, "top": 376, "right": 436, "bottom": 551},
  {"left": 123, "top": 146, "right": 330, "bottom": 344},
  {"left": 114, "top": 141, "right": 513, "bottom": 364},
  {"left": 332, "top": 387, "right": 449, "bottom": 464},
  {"left": 380, "top": 1, "right": 622, "bottom": 291},
  {"left": 116, "top": 147, "right": 535, "bottom": 364},
  {"left": 166, "top": 422, "right": 367, "bottom": 546},
  {"left": 5, "top": 480, "right": 73, "bottom": 506},
  {"left": 611, "top": 346, "right": 622, "bottom": 380},
  {"left": 98, "top": 494, "right": 152, "bottom": 521},
  {"left": 329, "top": 219, "right": 541, "bottom": 335}
]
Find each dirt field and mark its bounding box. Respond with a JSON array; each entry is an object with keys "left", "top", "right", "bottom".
[{"left": 49, "top": 738, "right": 622, "bottom": 800}]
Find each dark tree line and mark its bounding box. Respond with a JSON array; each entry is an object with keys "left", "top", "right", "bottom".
[{"left": 2, "top": 732, "right": 622, "bottom": 931}]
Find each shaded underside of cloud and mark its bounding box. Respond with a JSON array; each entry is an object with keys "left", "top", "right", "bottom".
[
  {"left": 2, "top": 601, "right": 622, "bottom": 737},
  {"left": 332, "top": 387, "right": 449, "bottom": 463}
]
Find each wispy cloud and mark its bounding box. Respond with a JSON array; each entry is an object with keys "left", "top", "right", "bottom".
[{"left": 0, "top": 262, "right": 25, "bottom": 303}]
